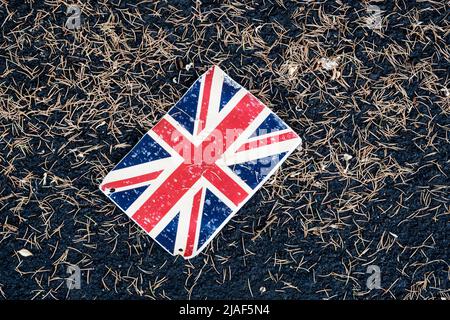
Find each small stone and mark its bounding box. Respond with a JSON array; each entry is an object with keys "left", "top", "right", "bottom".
[
  {"left": 343, "top": 153, "right": 353, "bottom": 161},
  {"left": 319, "top": 57, "right": 339, "bottom": 71},
  {"left": 185, "top": 62, "right": 194, "bottom": 71}
]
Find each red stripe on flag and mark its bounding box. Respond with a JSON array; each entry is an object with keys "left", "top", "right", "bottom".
[
  {"left": 237, "top": 131, "right": 298, "bottom": 152},
  {"left": 214, "top": 93, "right": 266, "bottom": 153},
  {"left": 203, "top": 167, "right": 248, "bottom": 206},
  {"left": 197, "top": 66, "right": 215, "bottom": 135},
  {"left": 132, "top": 163, "right": 203, "bottom": 233},
  {"left": 101, "top": 170, "right": 162, "bottom": 191},
  {"left": 184, "top": 188, "right": 203, "bottom": 257}
]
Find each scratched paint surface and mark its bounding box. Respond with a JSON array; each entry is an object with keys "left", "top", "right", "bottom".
[{"left": 100, "top": 66, "right": 301, "bottom": 258}]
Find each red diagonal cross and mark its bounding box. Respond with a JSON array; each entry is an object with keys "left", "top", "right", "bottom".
[{"left": 131, "top": 93, "right": 265, "bottom": 233}]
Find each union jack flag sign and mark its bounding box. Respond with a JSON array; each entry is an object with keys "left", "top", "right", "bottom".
[{"left": 100, "top": 66, "right": 301, "bottom": 258}]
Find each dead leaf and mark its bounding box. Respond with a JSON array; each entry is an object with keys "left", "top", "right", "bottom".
[{"left": 17, "top": 249, "right": 33, "bottom": 257}]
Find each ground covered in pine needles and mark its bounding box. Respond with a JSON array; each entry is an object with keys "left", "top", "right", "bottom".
[{"left": 0, "top": 0, "right": 449, "bottom": 300}]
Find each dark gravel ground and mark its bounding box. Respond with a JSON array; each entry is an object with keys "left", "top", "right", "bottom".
[{"left": 0, "top": 0, "right": 449, "bottom": 299}]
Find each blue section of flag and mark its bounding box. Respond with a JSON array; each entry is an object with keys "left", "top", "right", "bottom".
[
  {"left": 110, "top": 185, "right": 149, "bottom": 211},
  {"left": 198, "top": 189, "right": 232, "bottom": 248},
  {"left": 115, "top": 134, "right": 170, "bottom": 170},
  {"left": 219, "top": 76, "right": 240, "bottom": 111},
  {"left": 168, "top": 77, "right": 202, "bottom": 134},
  {"left": 229, "top": 152, "right": 287, "bottom": 189},
  {"left": 250, "top": 113, "right": 288, "bottom": 138},
  {"left": 156, "top": 213, "right": 179, "bottom": 254}
]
